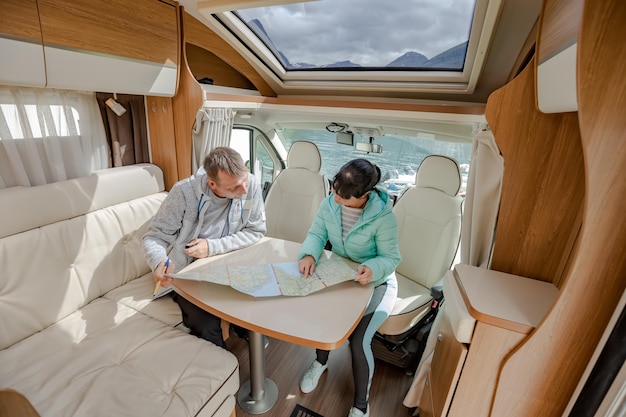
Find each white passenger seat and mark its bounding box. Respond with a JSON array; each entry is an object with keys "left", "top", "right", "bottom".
[
  {"left": 264, "top": 140, "right": 328, "bottom": 243},
  {"left": 376, "top": 155, "right": 463, "bottom": 352}
]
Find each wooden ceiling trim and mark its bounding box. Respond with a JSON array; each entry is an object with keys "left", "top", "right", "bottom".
[{"left": 203, "top": 92, "right": 486, "bottom": 116}]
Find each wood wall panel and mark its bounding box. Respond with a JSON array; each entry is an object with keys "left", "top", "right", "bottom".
[
  {"left": 147, "top": 6, "right": 204, "bottom": 188},
  {"left": 186, "top": 43, "right": 256, "bottom": 90},
  {"left": 489, "top": 0, "right": 626, "bottom": 415},
  {"left": 486, "top": 56, "right": 584, "bottom": 284},
  {"left": 172, "top": 51, "right": 204, "bottom": 182},
  {"left": 537, "top": 0, "right": 584, "bottom": 64},
  {"left": 37, "top": 0, "right": 178, "bottom": 65},
  {"left": 184, "top": 12, "right": 276, "bottom": 97},
  {"left": 447, "top": 323, "right": 524, "bottom": 417},
  {"left": 146, "top": 96, "right": 178, "bottom": 190},
  {"left": 0, "top": 0, "right": 42, "bottom": 41}
]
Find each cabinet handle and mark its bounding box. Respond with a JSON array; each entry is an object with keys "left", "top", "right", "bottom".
[{"left": 437, "top": 333, "right": 443, "bottom": 341}]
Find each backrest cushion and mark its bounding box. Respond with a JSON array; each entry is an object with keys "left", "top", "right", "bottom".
[
  {"left": 0, "top": 164, "right": 164, "bottom": 239},
  {"left": 415, "top": 155, "right": 461, "bottom": 196},
  {"left": 265, "top": 141, "right": 327, "bottom": 242},
  {"left": 0, "top": 164, "right": 165, "bottom": 349},
  {"left": 286, "top": 140, "right": 322, "bottom": 172},
  {"left": 394, "top": 156, "right": 463, "bottom": 288}
]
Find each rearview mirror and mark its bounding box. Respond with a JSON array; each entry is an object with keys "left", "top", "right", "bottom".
[{"left": 355, "top": 142, "right": 383, "bottom": 153}]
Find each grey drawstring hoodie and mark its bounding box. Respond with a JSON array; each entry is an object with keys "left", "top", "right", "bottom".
[{"left": 142, "top": 167, "right": 266, "bottom": 273}]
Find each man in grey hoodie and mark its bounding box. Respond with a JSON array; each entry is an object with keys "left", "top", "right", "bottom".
[{"left": 143, "top": 147, "right": 266, "bottom": 348}]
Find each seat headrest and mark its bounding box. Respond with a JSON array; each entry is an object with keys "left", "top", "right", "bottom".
[
  {"left": 415, "top": 155, "right": 461, "bottom": 196},
  {"left": 287, "top": 141, "right": 322, "bottom": 172}
]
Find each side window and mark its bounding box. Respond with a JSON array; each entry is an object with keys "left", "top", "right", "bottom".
[
  {"left": 231, "top": 127, "right": 276, "bottom": 198},
  {"left": 230, "top": 128, "right": 251, "bottom": 168},
  {"left": 255, "top": 138, "right": 274, "bottom": 188},
  {"left": 0, "top": 87, "right": 108, "bottom": 188}
]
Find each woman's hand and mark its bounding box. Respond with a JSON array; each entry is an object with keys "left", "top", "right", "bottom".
[
  {"left": 355, "top": 265, "right": 373, "bottom": 285},
  {"left": 299, "top": 255, "right": 316, "bottom": 277},
  {"left": 184, "top": 239, "right": 209, "bottom": 259}
]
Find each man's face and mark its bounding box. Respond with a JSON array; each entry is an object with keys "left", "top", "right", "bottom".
[{"left": 208, "top": 170, "right": 249, "bottom": 199}]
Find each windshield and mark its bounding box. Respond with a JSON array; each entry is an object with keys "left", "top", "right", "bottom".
[{"left": 276, "top": 128, "right": 471, "bottom": 198}]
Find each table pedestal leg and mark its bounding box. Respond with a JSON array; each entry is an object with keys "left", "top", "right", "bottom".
[{"left": 237, "top": 331, "right": 278, "bottom": 414}]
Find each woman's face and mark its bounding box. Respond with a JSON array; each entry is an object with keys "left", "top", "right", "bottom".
[{"left": 332, "top": 189, "right": 369, "bottom": 209}]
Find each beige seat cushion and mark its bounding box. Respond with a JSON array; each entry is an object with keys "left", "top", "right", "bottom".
[
  {"left": 0, "top": 299, "right": 239, "bottom": 417},
  {"left": 103, "top": 273, "right": 183, "bottom": 327},
  {"left": 377, "top": 272, "right": 433, "bottom": 335}
]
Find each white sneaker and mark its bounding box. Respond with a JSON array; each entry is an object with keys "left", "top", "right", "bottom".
[
  {"left": 348, "top": 406, "right": 369, "bottom": 417},
  {"left": 299, "top": 360, "right": 328, "bottom": 393}
]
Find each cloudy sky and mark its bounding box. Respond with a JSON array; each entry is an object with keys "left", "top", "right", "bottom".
[{"left": 237, "top": 0, "right": 476, "bottom": 67}]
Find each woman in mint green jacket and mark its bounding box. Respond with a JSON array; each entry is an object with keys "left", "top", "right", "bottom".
[{"left": 298, "top": 159, "right": 401, "bottom": 417}]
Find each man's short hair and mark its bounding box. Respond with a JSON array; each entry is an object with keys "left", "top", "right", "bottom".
[{"left": 204, "top": 147, "right": 247, "bottom": 182}]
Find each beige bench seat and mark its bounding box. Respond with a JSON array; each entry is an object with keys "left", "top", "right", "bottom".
[{"left": 0, "top": 164, "right": 239, "bottom": 417}]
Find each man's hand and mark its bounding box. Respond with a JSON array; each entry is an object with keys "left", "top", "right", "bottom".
[
  {"left": 299, "top": 255, "right": 316, "bottom": 277},
  {"left": 154, "top": 258, "right": 174, "bottom": 288},
  {"left": 184, "top": 239, "right": 209, "bottom": 259},
  {"left": 355, "top": 265, "right": 373, "bottom": 285}
]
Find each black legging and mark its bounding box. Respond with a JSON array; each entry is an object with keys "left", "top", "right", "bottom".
[{"left": 315, "top": 282, "right": 391, "bottom": 410}]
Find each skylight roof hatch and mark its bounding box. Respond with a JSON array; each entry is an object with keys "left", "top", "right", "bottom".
[{"left": 197, "top": 0, "right": 502, "bottom": 96}]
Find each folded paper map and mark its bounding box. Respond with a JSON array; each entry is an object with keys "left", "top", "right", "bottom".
[{"left": 171, "top": 257, "right": 357, "bottom": 297}]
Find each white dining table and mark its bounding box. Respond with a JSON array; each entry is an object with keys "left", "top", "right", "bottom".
[{"left": 172, "top": 237, "right": 374, "bottom": 414}]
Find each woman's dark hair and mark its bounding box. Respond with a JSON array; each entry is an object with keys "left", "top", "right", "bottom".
[{"left": 333, "top": 159, "right": 381, "bottom": 199}]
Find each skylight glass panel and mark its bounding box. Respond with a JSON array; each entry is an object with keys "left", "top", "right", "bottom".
[{"left": 235, "top": 0, "right": 476, "bottom": 71}]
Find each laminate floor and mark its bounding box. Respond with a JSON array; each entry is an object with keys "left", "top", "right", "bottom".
[{"left": 226, "top": 335, "right": 417, "bottom": 417}]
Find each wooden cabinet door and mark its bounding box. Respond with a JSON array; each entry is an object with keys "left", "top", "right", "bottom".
[
  {"left": 37, "top": 0, "right": 178, "bottom": 65},
  {"left": 0, "top": 0, "right": 42, "bottom": 41},
  {"left": 38, "top": 0, "right": 179, "bottom": 95},
  {"left": 430, "top": 311, "right": 468, "bottom": 417},
  {"left": 418, "top": 372, "right": 435, "bottom": 417}
]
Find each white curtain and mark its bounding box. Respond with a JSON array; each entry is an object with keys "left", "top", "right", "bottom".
[
  {"left": 403, "top": 123, "right": 504, "bottom": 409},
  {"left": 191, "top": 108, "right": 236, "bottom": 172},
  {"left": 460, "top": 124, "right": 504, "bottom": 267},
  {"left": 0, "top": 87, "right": 108, "bottom": 188}
]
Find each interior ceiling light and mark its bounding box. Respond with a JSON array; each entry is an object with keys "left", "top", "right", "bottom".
[{"left": 239, "top": 113, "right": 254, "bottom": 119}]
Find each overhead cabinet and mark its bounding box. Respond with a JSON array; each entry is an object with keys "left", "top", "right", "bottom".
[
  {"left": 0, "top": 0, "right": 46, "bottom": 87},
  {"left": 0, "top": 0, "right": 179, "bottom": 96}
]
